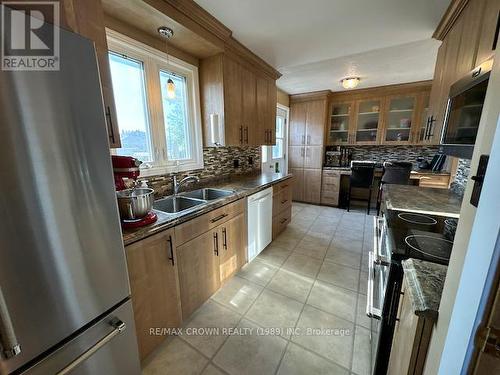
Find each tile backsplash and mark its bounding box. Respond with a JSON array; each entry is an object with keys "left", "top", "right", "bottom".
[
  {"left": 141, "top": 146, "right": 261, "bottom": 198},
  {"left": 450, "top": 158, "right": 471, "bottom": 197},
  {"left": 348, "top": 145, "right": 440, "bottom": 166}
]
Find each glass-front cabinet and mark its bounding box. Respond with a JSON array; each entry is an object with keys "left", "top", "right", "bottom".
[
  {"left": 355, "top": 99, "right": 381, "bottom": 144},
  {"left": 328, "top": 102, "right": 353, "bottom": 144},
  {"left": 383, "top": 96, "right": 416, "bottom": 144}
]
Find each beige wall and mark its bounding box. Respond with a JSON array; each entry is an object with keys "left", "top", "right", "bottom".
[
  {"left": 277, "top": 88, "right": 290, "bottom": 107},
  {"left": 423, "top": 56, "right": 500, "bottom": 374}
]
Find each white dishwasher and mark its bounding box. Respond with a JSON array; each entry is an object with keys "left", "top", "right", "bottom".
[{"left": 247, "top": 187, "right": 273, "bottom": 261}]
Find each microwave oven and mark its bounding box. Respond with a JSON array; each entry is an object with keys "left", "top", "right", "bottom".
[{"left": 439, "top": 59, "right": 493, "bottom": 159}]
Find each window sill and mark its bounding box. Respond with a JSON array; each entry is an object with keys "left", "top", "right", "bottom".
[{"left": 139, "top": 160, "right": 205, "bottom": 178}]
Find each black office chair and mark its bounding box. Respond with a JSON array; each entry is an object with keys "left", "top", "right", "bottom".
[
  {"left": 347, "top": 163, "right": 376, "bottom": 214},
  {"left": 376, "top": 161, "right": 413, "bottom": 215}
]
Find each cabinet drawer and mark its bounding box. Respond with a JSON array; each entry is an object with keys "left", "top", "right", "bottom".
[
  {"left": 272, "top": 205, "right": 292, "bottom": 239},
  {"left": 273, "top": 187, "right": 292, "bottom": 215},
  {"left": 322, "top": 170, "right": 341, "bottom": 178},
  {"left": 175, "top": 199, "right": 245, "bottom": 245},
  {"left": 273, "top": 178, "right": 293, "bottom": 195}
]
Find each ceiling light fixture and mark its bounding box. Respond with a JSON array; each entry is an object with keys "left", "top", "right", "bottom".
[
  {"left": 158, "top": 26, "right": 176, "bottom": 99},
  {"left": 341, "top": 77, "right": 360, "bottom": 90}
]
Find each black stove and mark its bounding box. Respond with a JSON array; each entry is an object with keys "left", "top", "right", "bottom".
[{"left": 370, "top": 208, "right": 457, "bottom": 375}]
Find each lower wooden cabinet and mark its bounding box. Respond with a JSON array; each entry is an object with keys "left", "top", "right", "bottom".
[
  {"left": 272, "top": 181, "right": 293, "bottom": 238},
  {"left": 321, "top": 170, "right": 341, "bottom": 206},
  {"left": 125, "top": 228, "right": 182, "bottom": 360},
  {"left": 290, "top": 168, "right": 321, "bottom": 204},
  {"left": 177, "top": 229, "right": 221, "bottom": 320},
  {"left": 219, "top": 212, "right": 247, "bottom": 282},
  {"left": 388, "top": 279, "right": 434, "bottom": 375}
]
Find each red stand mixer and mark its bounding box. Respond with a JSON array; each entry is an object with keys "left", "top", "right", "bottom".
[{"left": 112, "top": 155, "right": 157, "bottom": 229}]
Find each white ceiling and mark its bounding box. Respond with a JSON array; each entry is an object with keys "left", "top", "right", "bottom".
[{"left": 194, "top": 0, "right": 451, "bottom": 94}]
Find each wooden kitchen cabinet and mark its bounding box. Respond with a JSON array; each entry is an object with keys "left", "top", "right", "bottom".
[
  {"left": 200, "top": 53, "right": 277, "bottom": 147},
  {"left": 321, "top": 169, "right": 341, "bottom": 206},
  {"left": 426, "top": 0, "right": 500, "bottom": 145},
  {"left": 219, "top": 213, "right": 247, "bottom": 281},
  {"left": 327, "top": 101, "right": 355, "bottom": 145},
  {"left": 388, "top": 279, "right": 434, "bottom": 375},
  {"left": 60, "top": 0, "right": 121, "bottom": 148},
  {"left": 354, "top": 99, "right": 382, "bottom": 144},
  {"left": 125, "top": 229, "right": 181, "bottom": 360},
  {"left": 382, "top": 95, "right": 418, "bottom": 145},
  {"left": 289, "top": 93, "right": 327, "bottom": 203},
  {"left": 176, "top": 229, "right": 220, "bottom": 320},
  {"left": 272, "top": 180, "right": 293, "bottom": 239}
]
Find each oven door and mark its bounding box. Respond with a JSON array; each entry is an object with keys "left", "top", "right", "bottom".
[{"left": 367, "top": 251, "right": 389, "bottom": 375}]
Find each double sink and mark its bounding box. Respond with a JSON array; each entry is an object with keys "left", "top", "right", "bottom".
[{"left": 153, "top": 188, "right": 234, "bottom": 214}]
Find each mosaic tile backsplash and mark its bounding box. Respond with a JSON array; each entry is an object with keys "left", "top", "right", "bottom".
[
  {"left": 141, "top": 146, "right": 261, "bottom": 198},
  {"left": 348, "top": 145, "right": 440, "bottom": 166},
  {"left": 450, "top": 158, "right": 471, "bottom": 197}
]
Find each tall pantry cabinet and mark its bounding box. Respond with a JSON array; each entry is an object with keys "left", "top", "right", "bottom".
[{"left": 289, "top": 92, "right": 328, "bottom": 204}]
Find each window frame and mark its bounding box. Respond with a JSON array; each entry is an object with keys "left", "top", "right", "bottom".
[{"left": 107, "top": 29, "right": 204, "bottom": 177}]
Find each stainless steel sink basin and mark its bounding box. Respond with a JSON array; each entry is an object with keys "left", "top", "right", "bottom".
[
  {"left": 182, "top": 188, "right": 234, "bottom": 201},
  {"left": 153, "top": 196, "right": 205, "bottom": 214}
]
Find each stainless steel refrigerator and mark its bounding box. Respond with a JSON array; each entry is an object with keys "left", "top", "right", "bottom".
[{"left": 0, "top": 18, "right": 141, "bottom": 375}]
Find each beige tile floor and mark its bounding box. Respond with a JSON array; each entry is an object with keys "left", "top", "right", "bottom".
[{"left": 143, "top": 203, "right": 375, "bottom": 375}]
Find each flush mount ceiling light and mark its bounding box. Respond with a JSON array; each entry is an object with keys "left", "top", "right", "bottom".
[
  {"left": 158, "top": 26, "right": 176, "bottom": 99},
  {"left": 341, "top": 77, "right": 360, "bottom": 90}
]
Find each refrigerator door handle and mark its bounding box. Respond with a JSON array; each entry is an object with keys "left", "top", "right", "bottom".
[
  {"left": 56, "top": 318, "right": 126, "bottom": 375},
  {"left": 0, "top": 288, "right": 21, "bottom": 359}
]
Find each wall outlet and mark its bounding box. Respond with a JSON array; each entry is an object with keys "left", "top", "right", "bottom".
[
  {"left": 233, "top": 159, "right": 240, "bottom": 168},
  {"left": 248, "top": 156, "right": 254, "bottom": 165}
]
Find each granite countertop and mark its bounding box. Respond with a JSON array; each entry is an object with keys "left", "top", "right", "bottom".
[
  {"left": 122, "top": 172, "right": 292, "bottom": 246},
  {"left": 384, "top": 184, "right": 462, "bottom": 218},
  {"left": 323, "top": 165, "right": 451, "bottom": 176},
  {"left": 402, "top": 259, "right": 448, "bottom": 319}
]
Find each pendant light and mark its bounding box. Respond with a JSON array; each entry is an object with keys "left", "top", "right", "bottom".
[{"left": 158, "top": 26, "right": 176, "bottom": 99}]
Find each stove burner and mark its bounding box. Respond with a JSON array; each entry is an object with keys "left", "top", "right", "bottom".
[
  {"left": 398, "top": 212, "right": 437, "bottom": 226},
  {"left": 404, "top": 235, "right": 453, "bottom": 261}
]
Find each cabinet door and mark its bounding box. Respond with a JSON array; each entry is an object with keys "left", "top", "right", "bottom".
[
  {"left": 305, "top": 99, "right": 326, "bottom": 145},
  {"left": 290, "top": 102, "right": 307, "bottom": 145},
  {"left": 289, "top": 146, "right": 305, "bottom": 168},
  {"left": 427, "top": 39, "right": 448, "bottom": 145},
  {"left": 125, "top": 229, "right": 181, "bottom": 360},
  {"left": 476, "top": 0, "right": 500, "bottom": 66},
  {"left": 177, "top": 230, "right": 220, "bottom": 319},
  {"left": 256, "top": 76, "right": 269, "bottom": 144},
  {"left": 242, "top": 67, "right": 257, "bottom": 146},
  {"left": 328, "top": 102, "right": 353, "bottom": 145},
  {"left": 267, "top": 80, "right": 278, "bottom": 145},
  {"left": 416, "top": 93, "right": 430, "bottom": 144},
  {"left": 303, "top": 168, "right": 322, "bottom": 204},
  {"left": 383, "top": 96, "right": 416, "bottom": 144},
  {"left": 220, "top": 213, "right": 247, "bottom": 282},
  {"left": 290, "top": 168, "right": 304, "bottom": 201},
  {"left": 304, "top": 146, "right": 323, "bottom": 169},
  {"left": 354, "top": 99, "right": 382, "bottom": 144},
  {"left": 456, "top": 0, "right": 485, "bottom": 77},
  {"left": 223, "top": 56, "right": 244, "bottom": 145},
  {"left": 62, "top": 0, "right": 121, "bottom": 148}
]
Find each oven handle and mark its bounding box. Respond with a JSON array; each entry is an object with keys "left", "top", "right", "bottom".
[{"left": 366, "top": 252, "right": 382, "bottom": 319}]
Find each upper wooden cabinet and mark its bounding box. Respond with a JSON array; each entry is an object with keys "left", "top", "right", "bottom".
[
  {"left": 327, "top": 83, "right": 431, "bottom": 146},
  {"left": 427, "top": 0, "right": 500, "bottom": 144},
  {"left": 61, "top": 0, "right": 121, "bottom": 148},
  {"left": 200, "top": 53, "right": 277, "bottom": 147}
]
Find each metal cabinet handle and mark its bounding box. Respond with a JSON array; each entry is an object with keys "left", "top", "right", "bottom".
[
  {"left": 210, "top": 213, "right": 228, "bottom": 223},
  {"left": 222, "top": 227, "right": 227, "bottom": 250},
  {"left": 239, "top": 126, "right": 243, "bottom": 144},
  {"left": 281, "top": 199, "right": 288, "bottom": 204},
  {"left": 244, "top": 127, "right": 249, "bottom": 144},
  {"left": 280, "top": 218, "right": 287, "bottom": 224},
  {"left": 213, "top": 232, "right": 219, "bottom": 256},
  {"left": 167, "top": 235, "right": 175, "bottom": 266},
  {"left": 56, "top": 319, "right": 126, "bottom": 375},
  {"left": 105, "top": 106, "right": 116, "bottom": 145},
  {"left": 0, "top": 288, "right": 21, "bottom": 359}
]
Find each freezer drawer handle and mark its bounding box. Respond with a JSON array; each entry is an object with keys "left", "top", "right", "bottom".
[
  {"left": 56, "top": 318, "right": 126, "bottom": 375},
  {"left": 0, "top": 288, "right": 21, "bottom": 359}
]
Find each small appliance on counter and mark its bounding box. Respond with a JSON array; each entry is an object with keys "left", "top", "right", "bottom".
[
  {"left": 112, "top": 155, "right": 157, "bottom": 229},
  {"left": 324, "top": 146, "right": 352, "bottom": 167},
  {"left": 416, "top": 154, "right": 447, "bottom": 171}
]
